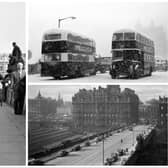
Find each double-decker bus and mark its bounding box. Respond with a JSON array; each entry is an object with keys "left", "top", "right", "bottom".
[
  {"left": 41, "top": 29, "right": 96, "bottom": 79},
  {"left": 110, "top": 29, "right": 155, "bottom": 79}
]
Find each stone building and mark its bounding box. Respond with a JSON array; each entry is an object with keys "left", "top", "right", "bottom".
[
  {"left": 72, "top": 85, "right": 139, "bottom": 132},
  {"left": 28, "top": 91, "right": 57, "bottom": 123},
  {"left": 139, "top": 99, "right": 159, "bottom": 124},
  {"left": 158, "top": 96, "right": 168, "bottom": 128}
]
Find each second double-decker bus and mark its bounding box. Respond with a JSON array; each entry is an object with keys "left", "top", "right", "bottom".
[
  {"left": 110, "top": 29, "right": 155, "bottom": 79},
  {"left": 41, "top": 29, "right": 96, "bottom": 79}
]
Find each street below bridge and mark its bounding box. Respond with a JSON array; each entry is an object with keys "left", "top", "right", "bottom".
[
  {"left": 0, "top": 103, "right": 25, "bottom": 165},
  {"left": 29, "top": 71, "right": 168, "bottom": 83},
  {"left": 46, "top": 125, "right": 149, "bottom": 165}
]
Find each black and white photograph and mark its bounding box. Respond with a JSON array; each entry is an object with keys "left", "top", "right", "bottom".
[
  {"left": 1, "top": 0, "right": 168, "bottom": 167},
  {"left": 28, "top": 85, "right": 167, "bottom": 165},
  {"left": 0, "top": 1, "right": 26, "bottom": 165},
  {"left": 28, "top": 0, "right": 168, "bottom": 83}
]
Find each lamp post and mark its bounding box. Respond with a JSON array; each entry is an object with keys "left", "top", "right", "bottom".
[
  {"left": 132, "top": 128, "right": 134, "bottom": 146},
  {"left": 102, "top": 134, "right": 104, "bottom": 165},
  {"left": 58, "top": 16, "right": 76, "bottom": 28}
]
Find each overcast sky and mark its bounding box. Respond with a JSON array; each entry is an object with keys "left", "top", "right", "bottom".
[
  {"left": 0, "top": 2, "right": 25, "bottom": 53},
  {"left": 28, "top": 85, "right": 168, "bottom": 103},
  {"left": 29, "top": 0, "right": 168, "bottom": 63}
]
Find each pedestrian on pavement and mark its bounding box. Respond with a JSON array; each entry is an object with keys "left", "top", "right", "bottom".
[
  {"left": 11, "top": 42, "right": 24, "bottom": 65},
  {"left": 11, "top": 62, "right": 26, "bottom": 114}
]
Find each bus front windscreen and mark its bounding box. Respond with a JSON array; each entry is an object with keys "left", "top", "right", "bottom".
[
  {"left": 42, "top": 41, "right": 95, "bottom": 54},
  {"left": 112, "top": 41, "right": 136, "bottom": 49},
  {"left": 113, "top": 50, "right": 140, "bottom": 61},
  {"left": 123, "top": 50, "right": 140, "bottom": 61},
  {"left": 112, "top": 51, "right": 123, "bottom": 59}
]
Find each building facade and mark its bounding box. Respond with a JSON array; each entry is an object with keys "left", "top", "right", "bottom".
[
  {"left": 158, "top": 96, "right": 168, "bottom": 128},
  {"left": 155, "top": 58, "right": 168, "bottom": 71},
  {"left": 72, "top": 85, "right": 139, "bottom": 132},
  {"left": 139, "top": 99, "right": 159, "bottom": 124},
  {"left": 28, "top": 91, "right": 57, "bottom": 123}
]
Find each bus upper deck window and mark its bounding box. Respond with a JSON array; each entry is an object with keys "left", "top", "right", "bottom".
[
  {"left": 113, "top": 33, "right": 123, "bottom": 41},
  {"left": 124, "top": 33, "right": 135, "bottom": 40},
  {"left": 45, "top": 34, "right": 61, "bottom": 40}
]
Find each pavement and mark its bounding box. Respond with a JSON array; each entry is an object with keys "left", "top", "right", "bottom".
[
  {"left": 45, "top": 125, "right": 148, "bottom": 165},
  {"left": 29, "top": 71, "right": 168, "bottom": 83},
  {"left": 0, "top": 103, "right": 25, "bottom": 165}
]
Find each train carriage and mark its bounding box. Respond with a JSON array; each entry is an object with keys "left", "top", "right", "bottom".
[{"left": 41, "top": 29, "right": 96, "bottom": 79}]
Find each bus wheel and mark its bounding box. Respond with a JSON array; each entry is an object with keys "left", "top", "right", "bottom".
[{"left": 54, "top": 76, "right": 60, "bottom": 80}]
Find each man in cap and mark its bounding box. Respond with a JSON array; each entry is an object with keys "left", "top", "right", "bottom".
[
  {"left": 11, "top": 42, "right": 24, "bottom": 65},
  {"left": 11, "top": 62, "right": 26, "bottom": 114}
]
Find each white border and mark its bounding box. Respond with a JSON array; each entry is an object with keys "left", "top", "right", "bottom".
[{"left": 1, "top": 0, "right": 168, "bottom": 167}]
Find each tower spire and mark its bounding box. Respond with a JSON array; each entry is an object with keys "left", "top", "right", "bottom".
[
  {"left": 57, "top": 92, "right": 64, "bottom": 106},
  {"left": 37, "top": 90, "right": 42, "bottom": 98}
]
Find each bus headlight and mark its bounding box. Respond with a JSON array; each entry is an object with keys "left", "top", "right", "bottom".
[
  {"left": 53, "top": 54, "right": 61, "bottom": 61},
  {"left": 56, "top": 55, "right": 60, "bottom": 60}
]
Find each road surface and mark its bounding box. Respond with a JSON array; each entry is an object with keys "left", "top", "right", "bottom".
[
  {"left": 46, "top": 125, "right": 148, "bottom": 165},
  {"left": 29, "top": 71, "right": 168, "bottom": 83},
  {"left": 0, "top": 103, "right": 25, "bottom": 165}
]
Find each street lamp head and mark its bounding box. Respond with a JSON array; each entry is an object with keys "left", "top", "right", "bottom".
[
  {"left": 71, "top": 16, "right": 76, "bottom": 19},
  {"left": 58, "top": 16, "right": 76, "bottom": 28}
]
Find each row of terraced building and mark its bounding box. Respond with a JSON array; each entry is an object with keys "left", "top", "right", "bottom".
[{"left": 72, "top": 85, "right": 139, "bottom": 132}]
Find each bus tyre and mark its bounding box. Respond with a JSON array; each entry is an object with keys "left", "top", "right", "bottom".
[{"left": 54, "top": 76, "right": 60, "bottom": 80}]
